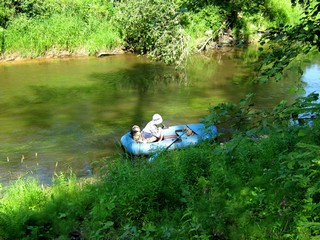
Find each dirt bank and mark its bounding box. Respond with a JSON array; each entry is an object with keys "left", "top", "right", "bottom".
[{"left": 0, "top": 47, "right": 127, "bottom": 65}]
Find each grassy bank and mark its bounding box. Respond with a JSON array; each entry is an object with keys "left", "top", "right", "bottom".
[
  {"left": 0, "top": 0, "right": 122, "bottom": 61},
  {"left": 0, "top": 0, "right": 303, "bottom": 63},
  {"left": 1, "top": 1, "right": 318, "bottom": 239},
  {"left": 3, "top": 14, "right": 121, "bottom": 59},
  {"left": 1, "top": 95, "right": 320, "bottom": 239}
]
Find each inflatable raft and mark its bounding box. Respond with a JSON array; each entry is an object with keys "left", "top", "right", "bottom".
[{"left": 120, "top": 123, "right": 218, "bottom": 156}]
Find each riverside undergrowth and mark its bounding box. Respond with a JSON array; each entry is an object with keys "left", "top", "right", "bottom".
[
  {"left": 0, "top": 95, "right": 320, "bottom": 239},
  {"left": 1, "top": 0, "right": 121, "bottom": 58},
  {"left": 0, "top": 0, "right": 304, "bottom": 65}
]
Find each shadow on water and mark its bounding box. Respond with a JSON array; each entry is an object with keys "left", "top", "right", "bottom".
[
  {"left": 89, "top": 62, "right": 188, "bottom": 124},
  {"left": 0, "top": 59, "right": 191, "bottom": 185},
  {"left": 0, "top": 50, "right": 319, "bottom": 185}
]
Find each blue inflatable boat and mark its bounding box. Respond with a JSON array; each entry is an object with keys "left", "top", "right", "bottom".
[{"left": 120, "top": 123, "right": 218, "bottom": 156}]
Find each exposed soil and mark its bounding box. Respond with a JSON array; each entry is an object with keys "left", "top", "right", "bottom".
[{"left": 0, "top": 46, "right": 127, "bottom": 64}]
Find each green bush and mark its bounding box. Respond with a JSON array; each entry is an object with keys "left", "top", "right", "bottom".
[
  {"left": 0, "top": 2, "right": 13, "bottom": 28},
  {"left": 183, "top": 5, "right": 225, "bottom": 39},
  {"left": 0, "top": 0, "right": 306, "bottom": 64},
  {"left": 115, "top": 0, "right": 188, "bottom": 66},
  {"left": 0, "top": 0, "right": 52, "bottom": 27}
]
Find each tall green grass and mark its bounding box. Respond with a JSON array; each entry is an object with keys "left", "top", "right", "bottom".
[
  {"left": 0, "top": 172, "right": 89, "bottom": 239},
  {"left": 2, "top": 0, "right": 121, "bottom": 58},
  {"left": 1, "top": 113, "right": 320, "bottom": 239},
  {"left": 0, "top": 0, "right": 304, "bottom": 61},
  {"left": 3, "top": 13, "right": 121, "bottom": 58}
]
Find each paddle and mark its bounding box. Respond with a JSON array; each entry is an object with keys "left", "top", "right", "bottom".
[
  {"left": 161, "top": 123, "right": 168, "bottom": 129},
  {"left": 148, "top": 129, "right": 187, "bottom": 162}
]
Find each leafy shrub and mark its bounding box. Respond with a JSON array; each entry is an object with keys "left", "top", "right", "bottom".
[
  {"left": 183, "top": 5, "right": 225, "bottom": 38},
  {"left": 0, "top": 2, "right": 14, "bottom": 28},
  {"left": 115, "top": 0, "right": 188, "bottom": 66},
  {"left": 0, "top": 0, "right": 52, "bottom": 25},
  {"left": 177, "top": 143, "right": 212, "bottom": 186},
  {"left": 202, "top": 92, "right": 320, "bottom": 138}
]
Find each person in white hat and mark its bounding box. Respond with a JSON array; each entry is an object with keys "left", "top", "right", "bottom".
[{"left": 141, "top": 113, "right": 164, "bottom": 143}]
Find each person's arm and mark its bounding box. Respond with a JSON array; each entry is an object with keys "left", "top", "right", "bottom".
[
  {"left": 158, "top": 128, "right": 164, "bottom": 141},
  {"left": 150, "top": 125, "right": 164, "bottom": 140}
]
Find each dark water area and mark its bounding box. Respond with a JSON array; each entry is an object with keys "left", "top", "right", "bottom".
[{"left": 0, "top": 49, "right": 319, "bottom": 186}]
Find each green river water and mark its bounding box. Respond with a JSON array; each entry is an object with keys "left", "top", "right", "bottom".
[{"left": 0, "top": 49, "right": 319, "bottom": 185}]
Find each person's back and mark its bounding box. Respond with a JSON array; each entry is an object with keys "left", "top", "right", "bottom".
[{"left": 142, "top": 113, "right": 164, "bottom": 143}]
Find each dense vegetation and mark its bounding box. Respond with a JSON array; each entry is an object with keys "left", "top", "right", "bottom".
[
  {"left": 0, "top": 0, "right": 303, "bottom": 65},
  {"left": 0, "top": 93, "right": 320, "bottom": 239},
  {"left": 0, "top": 0, "right": 121, "bottom": 58},
  {"left": 1, "top": 0, "right": 320, "bottom": 239},
  {"left": 256, "top": 0, "right": 320, "bottom": 82}
]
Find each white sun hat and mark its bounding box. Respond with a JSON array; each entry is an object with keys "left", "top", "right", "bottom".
[{"left": 152, "top": 113, "right": 163, "bottom": 125}]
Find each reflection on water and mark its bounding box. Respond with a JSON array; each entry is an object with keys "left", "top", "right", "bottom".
[
  {"left": 0, "top": 50, "right": 319, "bottom": 185},
  {"left": 303, "top": 64, "right": 320, "bottom": 99}
]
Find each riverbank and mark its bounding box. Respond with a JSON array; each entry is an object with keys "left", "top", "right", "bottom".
[
  {"left": 0, "top": 32, "right": 246, "bottom": 65},
  {"left": 0, "top": 46, "right": 127, "bottom": 64},
  {"left": 1, "top": 46, "right": 319, "bottom": 238},
  {"left": 1, "top": 112, "right": 320, "bottom": 239}
]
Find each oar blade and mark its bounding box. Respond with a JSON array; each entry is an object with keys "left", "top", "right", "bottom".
[{"left": 148, "top": 153, "right": 158, "bottom": 162}]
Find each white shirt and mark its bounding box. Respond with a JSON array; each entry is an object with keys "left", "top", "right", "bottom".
[{"left": 142, "top": 121, "right": 161, "bottom": 138}]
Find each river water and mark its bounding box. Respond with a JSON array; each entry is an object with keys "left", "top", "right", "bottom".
[{"left": 0, "top": 49, "right": 319, "bottom": 185}]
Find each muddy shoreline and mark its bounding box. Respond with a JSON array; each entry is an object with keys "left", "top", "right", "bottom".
[
  {"left": 0, "top": 32, "right": 245, "bottom": 65},
  {"left": 0, "top": 47, "right": 127, "bottom": 64}
]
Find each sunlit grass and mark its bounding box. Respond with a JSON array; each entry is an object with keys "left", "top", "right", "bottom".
[
  {"left": 4, "top": 14, "right": 121, "bottom": 58},
  {"left": 1, "top": 116, "right": 319, "bottom": 239},
  {"left": 0, "top": 172, "right": 89, "bottom": 239},
  {"left": 0, "top": 0, "right": 304, "bottom": 61}
]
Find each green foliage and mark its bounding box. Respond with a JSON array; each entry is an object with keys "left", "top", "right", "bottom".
[
  {"left": 0, "top": 0, "right": 52, "bottom": 28},
  {"left": 0, "top": 178, "right": 47, "bottom": 238},
  {"left": 83, "top": 20, "right": 121, "bottom": 55},
  {"left": 4, "top": 12, "right": 121, "bottom": 57},
  {"left": 1, "top": 94, "right": 320, "bottom": 239},
  {"left": 257, "top": 0, "right": 320, "bottom": 82},
  {"left": 0, "top": 173, "right": 89, "bottom": 239},
  {"left": 182, "top": 5, "right": 225, "bottom": 38},
  {"left": 0, "top": 0, "right": 320, "bottom": 238},
  {"left": 0, "top": 2, "right": 13, "bottom": 28},
  {"left": 202, "top": 92, "right": 320, "bottom": 137},
  {"left": 277, "top": 137, "right": 320, "bottom": 238},
  {"left": 0, "top": 0, "right": 307, "bottom": 66},
  {"left": 1, "top": 0, "right": 120, "bottom": 57},
  {"left": 177, "top": 0, "right": 303, "bottom": 46},
  {"left": 0, "top": 27, "right": 4, "bottom": 53},
  {"left": 8, "top": 0, "right": 50, "bottom": 17},
  {"left": 115, "top": 0, "right": 189, "bottom": 66}
]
